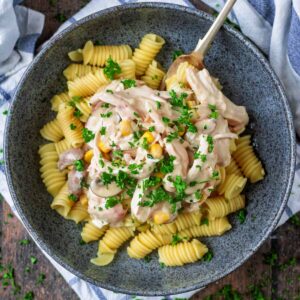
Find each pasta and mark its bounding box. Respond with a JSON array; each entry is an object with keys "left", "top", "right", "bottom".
[
  {"left": 40, "top": 119, "right": 63, "bottom": 142},
  {"left": 205, "top": 195, "right": 246, "bottom": 220},
  {"left": 57, "top": 104, "right": 84, "bottom": 148},
  {"left": 132, "top": 34, "right": 165, "bottom": 75},
  {"left": 179, "top": 217, "right": 232, "bottom": 238},
  {"left": 39, "top": 34, "right": 265, "bottom": 267},
  {"left": 63, "top": 63, "right": 99, "bottom": 81},
  {"left": 158, "top": 239, "right": 208, "bottom": 266},
  {"left": 82, "top": 40, "right": 132, "bottom": 66},
  {"left": 141, "top": 60, "right": 165, "bottom": 89},
  {"left": 81, "top": 222, "right": 107, "bottom": 243},
  {"left": 233, "top": 135, "right": 265, "bottom": 183},
  {"left": 127, "top": 230, "right": 172, "bottom": 259}
]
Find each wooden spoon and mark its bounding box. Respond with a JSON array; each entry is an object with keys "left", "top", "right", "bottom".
[{"left": 162, "top": 0, "right": 237, "bottom": 88}]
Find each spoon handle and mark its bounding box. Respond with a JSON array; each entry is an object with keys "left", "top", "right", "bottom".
[{"left": 194, "top": 0, "right": 237, "bottom": 59}]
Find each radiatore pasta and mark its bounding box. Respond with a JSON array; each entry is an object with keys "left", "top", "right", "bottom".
[{"left": 39, "top": 33, "right": 265, "bottom": 268}]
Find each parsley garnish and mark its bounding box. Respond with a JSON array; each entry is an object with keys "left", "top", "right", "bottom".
[
  {"left": 156, "top": 101, "right": 161, "bottom": 109},
  {"left": 30, "top": 256, "right": 37, "bottom": 265},
  {"left": 106, "top": 89, "right": 114, "bottom": 94},
  {"left": 237, "top": 209, "right": 247, "bottom": 224},
  {"left": 68, "top": 96, "right": 82, "bottom": 107},
  {"left": 128, "top": 163, "right": 143, "bottom": 175},
  {"left": 101, "top": 172, "right": 116, "bottom": 185},
  {"left": 201, "top": 218, "right": 209, "bottom": 226},
  {"left": 166, "top": 132, "right": 178, "bottom": 143},
  {"left": 2, "top": 110, "right": 8, "bottom": 115},
  {"left": 169, "top": 90, "right": 187, "bottom": 107},
  {"left": 141, "top": 137, "right": 149, "bottom": 150},
  {"left": 162, "top": 116, "right": 170, "bottom": 124},
  {"left": 203, "top": 250, "right": 213, "bottom": 262},
  {"left": 172, "top": 49, "right": 184, "bottom": 61},
  {"left": 70, "top": 123, "right": 76, "bottom": 130},
  {"left": 171, "top": 234, "right": 183, "bottom": 246},
  {"left": 208, "top": 104, "right": 219, "bottom": 119},
  {"left": 82, "top": 128, "right": 95, "bottom": 142},
  {"left": 68, "top": 194, "right": 78, "bottom": 202},
  {"left": 74, "top": 159, "right": 84, "bottom": 171},
  {"left": 101, "top": 103, "right": 110, "bottom": 108},
  {"left": 149, "top": 126, "right": 155, "bottom": 132},
  {"left": 105, "top": 196, "right": 120, "bottom": 209},
  {"left": 24, "top": 291, "right": 34, "bottom": 300},
  {"left": 195, "top": 190, "right": 202, "bottom": 200},
  {"left": 144, "top": 256, "right": 152, "bottom": 263},
  {"left": 73, "top": 108, "right": 83, "bottom": 118},
  {"left": 207, "top": 135, "right": 214, "bottom": 153},
  {"left": 211, "top": 170, "right": 219, "bottom": 179},
  {"left": 143, "top": 176, "right": 161, "bottom": 189},
  {"left": 121, "top": 79, "right": 136, "bottom": 89},
  {"left": 159, "top": 155, "right": 175, "bottom": 174},
  {"left": 36, "top": 273, "right": 46, "bottom": 285},
  {"left": 100, "top": 126, "right": 106, "bottom": 135},
  {"left": 19, "top": 239, "right": 30, "bottom": 246},
  {"left": 100, "top": 112, "right": 112, "bottom": 118},
  {"left": 104, "top": 57, "right": 121, "bottom": 80}
]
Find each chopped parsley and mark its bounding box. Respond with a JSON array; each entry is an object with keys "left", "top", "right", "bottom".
[
  {"left": 133, "top": 130, "right": 143, "bottom": 142},
  {"left": 70, "top": 123, "right": 76, "bottom": 130},
  {"left": 73, "top": 108, "right": 83, "bottom": 118},
  {"left": 115, "top": 170, "right": 137, "bottom": 190},
  {"left": 106, "top": 89, "right": 114, "bottom": 94},
  {"left": 207, "top": 135, "right": 214, "bottom": 153},
  {"left": 105, "top": 196, "right": 121, "bottom": 209},
  {"left": 121, "top": 79, "right": 136, "bottom": 89},
  {"left": 162, "top": 116, "right": 170, "bottom": 124},
  {"left": 68, "top": 194, "right": 78, "bottom": 202},
  {"left": 208, "top": 104, "right": 219, "bottom": 119},
  {"left": 237, "top": 209, "right": 247, "bottom": 224},
  {"left": 100, "top": 126, "right": 106, "bottom": 135},
  {"left": 68, "top": 96, "right": 82, "bottom": 107},
  {"left": 159, "top": 155, "right": 175, "bottom": 174},
  {"left": 203, "top": 250, "right": 213, "bottom": 262},
  {"left": 128, "top": 163, "right": 143, "bottom": 175},
  {"left": 74, "top": 159, "right": 84, "bottom": 172},
  {"left": 103, "top": 57, "right": 121, "bottom": 80},
  {"left": 166, "top": 131, "right": 178, "bottom": 143},
  {"left": 24, "top": 291, "right": 34, "bottom": 300},
  {"left": 82, "top": 128, "right": 95, "bottom": 142},
  {"left": 101, "top": 103, "right": 110, "bottom": 108},
  {"left": 172, "top": 49, "right": 184, "bottom": 61},
  {"left": 149, "top": 126, "right": 155, "bottom": 132},
  {"left": 171, "top": 234, "right": 183, "bottom": 246},
  {"left": 201, "top": 218, "right": 209, "bottom": 226},
  {"left": 100, "top": 111, "right": 113, "bottom": 118},
  {"left": 195, "top": 190, "right": 202, "bottom": 200},
  {"left": 36, "top": 273, "right": 46, "bottom": 285},
  {"left": 99, "top": 157, "right": 105, "bottom": 168},
  {"left": 144, "top": 256, "right": 152, "bottom": 263},
  {"left": 19, "top": 239, "right": 30, "bottom": 246},
  {"left": 101, "top": 172, "right": 116, "bottom": 185}
]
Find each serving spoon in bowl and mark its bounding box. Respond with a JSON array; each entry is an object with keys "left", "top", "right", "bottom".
[{"left": 162, "top": 0, "right": 237, "bottom": 88}]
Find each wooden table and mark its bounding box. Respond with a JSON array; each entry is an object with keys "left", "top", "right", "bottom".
[{"left": 1, "top": 1, "right": 299, "bottom": 299}]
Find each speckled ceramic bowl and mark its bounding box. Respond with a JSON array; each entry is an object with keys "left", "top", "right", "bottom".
[{"left": 4, "top": 3, "right": 295, "bottom": 296}]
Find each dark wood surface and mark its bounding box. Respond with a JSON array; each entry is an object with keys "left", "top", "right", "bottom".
[{"left": 1, "top": 1, "right": 299, "bottom": 299}]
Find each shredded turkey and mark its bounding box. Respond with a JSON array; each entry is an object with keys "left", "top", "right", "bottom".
[{"left": 57, "top": 148, "right": 84, "bottom": 170}]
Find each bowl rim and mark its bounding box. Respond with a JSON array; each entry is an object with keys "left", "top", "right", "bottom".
[{"left": 4, "top": 2, "right": 296, "bottom": 296}]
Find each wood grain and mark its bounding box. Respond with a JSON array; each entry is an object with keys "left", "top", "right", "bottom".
[{"left": 1, "top": 1, "right": 299, "bottom": 299}]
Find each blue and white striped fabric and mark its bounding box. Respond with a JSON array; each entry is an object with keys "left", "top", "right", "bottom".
[{"left": 0, "top": 0, "right": 300, "bottom": 299}]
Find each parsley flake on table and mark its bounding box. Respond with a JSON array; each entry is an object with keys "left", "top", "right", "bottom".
[
  {"left": 19, "top": 239, "right": 30, "bottom": 246},
  {"left": 166, "top": 132, "right": 179, "bottom": 143},
  {"left": 106, "top": 89, "right": 114, "bottom": 94},
  {"left": 30, "top": 256, "right": 37, "bottom": 265},
  {"left": 24, "top": 291, "right": 34, "bottom": 300},
  {"left": 82, "top": 128, "right": 95, "bottom": 142},
  {"left": 207, "top": 135, "right": 214, "bottom": 153},
  {"left": 68, "top": 96, "right": 82, "bottom": 107},
  {"left": 101, "top": 172, "right": 116, "bottom": 185},
  {"left": 203, "top": 250, "right": 214, "bottom": 262},
  {"left": 208, "top": 104, "right": 219, "bottom": 119},
  {"left": 121, "top": 79, "right": 136, "bottom": 89},
  {"left": 103, "top": 57, "right": 121, "bottom": 80},
  {"left": 159, "top": 155, "right": 175, "bottom": 174},
  {"left": 73, "top": 108, "right": 83, "bottom": 118},
  {"left": 172, "top": 49, "right": 184, "bottom": 61},
  {"left": 173, "top": 176, "right": 187, "bottom": 196},
  {"left": 237, "top": 209, "right": 247, "bottom": 224},
  {"left": 201, "top": 218, "right": 209, "bottom": 226},
  {"left": 36, "top": 273, "right": 46, "bottom": 285}
]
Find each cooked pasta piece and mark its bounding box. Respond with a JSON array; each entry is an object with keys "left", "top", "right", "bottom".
[
  {"left": 132, "top": 34, "right": 165, "bottom": 76},
  {"left": 98, "top": 227, "right": 134, "bottom": 254},
  {"left": 74, "top": 97, "right": 92, "bottom": 122},
  {"left": 151, "top": 222, "right": 177, "bottom": 235},
  {"left": 141, "top": 60, "right": 165, "bottom": 89},
  {"left": 82, "top": 40, "right": 132, "bottom": 66},
  {"left": 158, "top": 239, "right": 208, "bottom": 267},
  {"left": 67, "top": 200, "right": 89, "bottom": 223},
  {"left": 117, "top": 59, "right": 136, "bottom": 79},
  {"left": 225, "top": 159, "right": 243, "bottom": 176},
  {"left": 205, "top": 195, "right": 246, "bottom": 220},
  {"left": 165, "top": 74, "right": 178, "bottom": 91},
  {"left": 218, "top": 174, "right": 247, "bottom": 199},
  {"left": 50, "top": 183, "right": 75, "bottom": 217},
  {"left": 54, "top": 138, "right": 72, "bottom": 155},
  {"left": 229, "top": 139, "right": 237, "bottom": 153},
  {"left": 51, "top": 92, "right": 71, "bottom": 112},
  {"left": 176, "top": 61, "right": 195, "bottom": 85},
  {"left": 63, "top": 63, "right": 99, "bottom": 81},
  {"left": 217, "top": 167, "right": 226, "bottom": 192},
  {"left": 233, "top": 135, "right": 265, "bottom": 183},
  {"left": 81, "top": 222, "right": 107, "bottom": 243},
  {"left": 91, "top": 253, "right": 115, "bottom": 266},
  {"left": 40, "top": 119, "right": 63, "bottom": 142},
  {"left": 68, "top": 49, "right": 83, "bottom": 62},
  {"left": 174, "top": 211, "right": 201, "bottom": 231},
  {"left": 127, "top": 230, "right": 172, "bottom": 259},
  {"left": 57, "top": 104, "right": 84, "bottom": 148},
  {"left": 68, "top": 69, "right": 110, "bottom": 97},
  {"left": 179, "top": 217, "right": 232, "bottom": 238},
  {"left": 39, "top": 143, "right": 66, "bottom": 196}
]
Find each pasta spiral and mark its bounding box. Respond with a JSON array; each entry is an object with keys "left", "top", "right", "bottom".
[
  {"left": 67, "top": 200, "right": 89, "bottom": 224},
  {"left": 81, "top": 222, "right": 107, "bottom": 243},
  {"left": 54, "top": 138, "right": 72, "bottom": 155},
  {"left": 68, "top": 49, "right": 83, "bottom": 62},
  {"left": 151, "top": 222, "right": 177, "bottom": 235},
  {"left": 165, "top": 74, "right": 178, "bottom": 91},
  {"left": 68, "top": 69, "right": 110, "bottom": 97},
  {"left": 82, "top": 40, "right": 132, "bottom": 66},
  {"left": 50, "top": 183, "right": 75, "bottom": 217},
  {"left": 158, "top": 239, "right": 208, "bottom": 267},
  {"left": 98, "top": 227, "right": 134, "bottom": 254},
  {"left": 218, "top": 174, "right": 247, "bottom": 199},
  {"left": 179, "top": 217, "right": 232, "bottom": 238},
  {"left": 75, "top": 98, "right": 92, "bottom": 122},
  {"left": 176, "top": 62, "right": 195, "bottom": 85},
  {"left": 141, "top": 60, "right": 165, "bottom": 89},
  {"left": 174, "top": 211, "right": 201, "bottom": 231},
  {"left": 39, "top": 143, "right": 66, "bottom": 196},
  {"left": 127, "top": 230, "right": 172, "bottom": 259},
  {"left": 233, "top": 135, "right": 265, "bottom": 183},
  {"left": 51, "top": 92, "right": 71, "bottom": 112},
  {"left": 63, "top": 63, "right": 99, "bottom": 81},
  {"left": 57, "top": 104, "right": 84, "bottom": 148},
  {"left": 117, "top": 59, "right": 136, "bottom": 79},
  {"left": 225, "top": 159, "right": 243, "bottom": 176},
  {"left": 132, "top": 34, "right": 165, "bottom": 76},
  {"left": 205, "top": 195, "right": 246, "bottom": 220},
  {"left": 40, "top": 119, "right": 63, "bottom": 142}
]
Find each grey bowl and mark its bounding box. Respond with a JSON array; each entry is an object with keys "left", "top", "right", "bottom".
[{"left": 4, "top": 3, "right": 295, "bottom": 296}]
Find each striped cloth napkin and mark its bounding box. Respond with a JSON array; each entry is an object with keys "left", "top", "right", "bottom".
[{"left": 0, "top": 0, "right": 299, "bottom": 299}]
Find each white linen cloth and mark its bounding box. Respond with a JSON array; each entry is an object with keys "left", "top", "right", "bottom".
[{"left": 0, "top": 0, "right": 299, "bottom": 299}]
